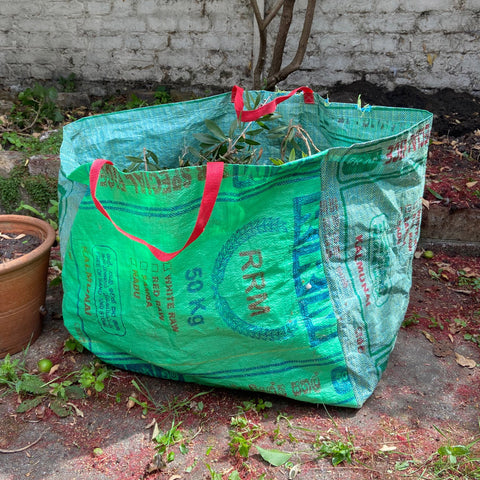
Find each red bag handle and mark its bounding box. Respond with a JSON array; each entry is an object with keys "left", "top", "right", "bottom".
[
  {"left": 231, "top": 85, "right": 315, "bottom": 122},
  {"left": 89, "top": 159, "right": 224, "bottom": 262}
]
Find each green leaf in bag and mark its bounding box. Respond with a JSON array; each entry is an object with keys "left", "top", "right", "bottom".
[
  {"left": 205, "top": 119, "right": 227, "bottom": 141},
  {"left": 288, "top": 148, "right": 297, "bottom": 162},
  {"left": 193, "top": 132, "right": 221, "bottom": 145}
]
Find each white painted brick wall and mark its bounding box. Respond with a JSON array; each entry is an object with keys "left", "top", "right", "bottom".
[{"left": 0, "top": 0, "right": 478, "bottom": 95}]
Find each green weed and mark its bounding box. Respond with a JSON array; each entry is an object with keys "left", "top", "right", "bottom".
[
  {"left": 430, "top": 426, "right": 480, "bottom": 479},
  {"left": 77, "top": 362, "right": 113, "bottom": 393},
  {"left": 464, "top": 333, "right": 480, "bottom": 347},
  {"left": 63, "top": 337, "right": 85, "bottom": 353},
  {"left": 1, "top": 130, "right": 63, "bottom": 155},
  {"left": 402, "top": 313, "right": 420, "bottom": 328},
  {"left": 315, "top": 438, "right": 355, "bottom": 466},
  {"left": 458, "top": 270, "right": 480, "bottom": 291},
  {"left": 152, "top": 420, "right": 185, "bottom": 464},
  {"left": 153, "top": 86, "right": 172, "bottom": 104},
  {"left": 0, "top": 353, "right": 118, "bottom": 418},
  {"left": 228, "top": 415, "right": 264, "bottom": 458},
  {"left": 16, "top": 199, "right": 59, "bottom": 230},
  {"left": 428, "top": 317, "right": 444, "bottom": 330},
  {"left": 58, "top": 73, "right": 77, "bottom": 92},
  {"left": 239, "top": 398, "right": 273, "bottom": 414},
  {"left": 130, "top": 377, "right": 211, "bottom": 418},
  {"left": 9, "top": 83, "right": 63, "bottom": 131}
]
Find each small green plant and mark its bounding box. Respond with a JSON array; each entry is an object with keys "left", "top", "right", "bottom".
[
  {"left": 124, "top": 93, "right": 148, "bottom": 110},
  {"left": 93, "top": 93, "right": 149, "bottom": 113},
  {"left": 228, "top": 414, "right": 264, "bottom": 458},
  {"left": 77, "top": 362, "right": 113, "bottom": 393},
  {"left": 239, "top": 398, "right": 273, "bottom": 414},
  {"left": 315, "top": 438, "right": 355, "bottom": 466},
  {"left": 428, "top": 268, "right": 444, "bottom": 281},
  {"left": 153, "top": 86, "right": 171, "bottom": 104},
  {"left": 9, "top": 83, "right": 63, "bottom": 131},
  {"left": 129, "top": 377, "right": 211, "bottom": 418},
  {"left": 1, "top": 352, "right": 84, "bottom": 417},
  {"left": 0, "top": 352, "right": 121, "bottom": 418},
  {"left": 1, "top": 130, "right": 63, "bottom": 155},
  {"left": 428, "top": 316, "right": 444, "bottom": 330},
  {"left": 458, "top": 270, "right": 480, "bottom": 291},
  {"left": 452, "top": 318, "right": 467, "bottom": 328},
  {"left": 402, "top": 313, "right": 420, "bottom": 328},
  {"left": 464, "top": 333, "right": 480, "bottom": 347},
  {"left": 0, "top": 353, "right": 27, "bottom": 393},
  {"left": 58, "top": 73, "right": 77, "bottom": 92},
  {"left": 205, "top": 463, "right": 223, "bottom": 480},
  {"left": 16, "top": 199, "right": 59, "bottom": 230},
  {"left": 429, "top": 426, "right": 480, "bottom": 479},
  {"left": 153, "top": 420, "right": 185, "bottom": 464},
  {"left": 63, "top": 336, "right": 85, "bottom": 353}
]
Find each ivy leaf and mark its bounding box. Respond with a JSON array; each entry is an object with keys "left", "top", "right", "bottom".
[{"left": 256, "top": 445, "right": 292, "bottom": 466}]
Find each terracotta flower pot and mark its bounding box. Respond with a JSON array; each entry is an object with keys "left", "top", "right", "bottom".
[{"left": 0, "top": 215, "right": 56, "bottom": 358}]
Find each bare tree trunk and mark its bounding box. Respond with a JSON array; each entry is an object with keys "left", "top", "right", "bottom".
[
  {"left": 250, "top": 0, "right": 285, "bottom": 89},
  {"left": 267, "top": 0, "right": 295, "bottom": 80},
  {"left": 250, "top": 0, "right": 316, "bottom": 90}
]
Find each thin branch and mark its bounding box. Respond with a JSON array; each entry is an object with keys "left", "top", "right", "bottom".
[
  {"left": 250, "top": 0, "right": 264, "bottom": 28},
  {"left": 266, "top": 0, "right": 317, "bottom": 89},
  {"left": 268, "top": 0, "right": 295, "bottom": 81},
  {"left": 0, "top": 434, "right": 43, "bottom": 454},
  {"left": 250, "top": 0, "right": 286, "bottom": 89},
  {"left": 263, "top": 0, "right": 286, "bottom": 28}
]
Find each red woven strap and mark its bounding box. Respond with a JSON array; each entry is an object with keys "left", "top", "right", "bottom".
[
  {"left": 89, "top": 159, "right": 224, "bottom": 262},
  {"left": 231, "top": 85, "right": 315, "bottom": 122}
]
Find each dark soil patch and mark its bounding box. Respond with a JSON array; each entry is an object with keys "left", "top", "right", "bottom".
[
  {"left": 424, "top": 133, "right": 480, "bottom": 209},
  {"left": 0, "top": 232, "right": 41, "bottom": 263},
  {"left": 407, "top": 253, "right": 480, "bottom": 343},
  {"left": 327, "top": 80, "right": 480, "bottom": 137}
]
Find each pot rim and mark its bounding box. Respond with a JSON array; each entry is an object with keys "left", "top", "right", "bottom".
[{"left": 0, "top": 214, "right": 56, "bottom": 274}]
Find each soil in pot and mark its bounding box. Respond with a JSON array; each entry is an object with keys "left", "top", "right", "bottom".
[
  {"left": 0, "top": 233, "right": 42, "bottom": 263},
  {"left": 0, "top": 215, "right": 56, "bottom": 358}
]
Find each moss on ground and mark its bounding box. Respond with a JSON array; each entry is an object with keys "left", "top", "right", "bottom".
[{"left": 0, "top": 162, "right": 57, "bottom": 217}]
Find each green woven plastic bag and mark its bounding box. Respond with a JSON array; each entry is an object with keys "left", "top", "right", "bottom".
[{"left": 59, "top": 87, "right": 432, "bottom": 407}]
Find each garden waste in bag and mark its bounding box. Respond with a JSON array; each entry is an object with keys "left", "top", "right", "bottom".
[{"left": 59, "top": 86, "right": 432, "bottom": 407}]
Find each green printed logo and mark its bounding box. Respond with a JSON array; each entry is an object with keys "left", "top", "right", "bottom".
[
  {"left": 339, "top": 148, "right": 382, "bottom": 178},
  {"left": 92, "top": 245, "right": 125, "bottom": 336},
  {"left": 367, "top": 214, "right": 392, "bottom": 307}
]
